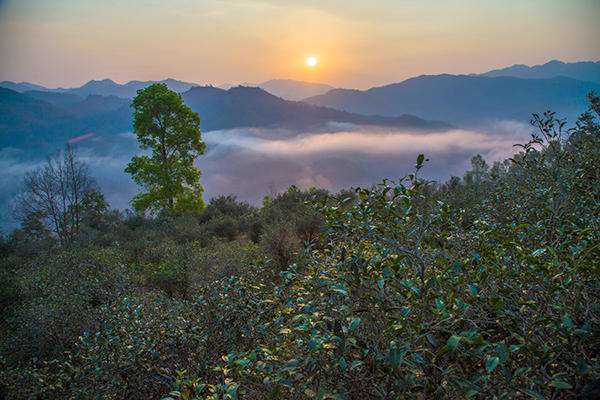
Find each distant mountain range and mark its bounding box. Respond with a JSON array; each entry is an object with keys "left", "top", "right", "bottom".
[
  {"left": 0, "top": 78, "right": 334, "bottom": 101},
  {"left": 182, "top": 86, "right": 447, "bottom": 131},
  {"left": 0, "top": 87, "right": 131, "bottom": 151},
  {"left": 479, "top": 60, "right": 600, "bottom": 83},
  {"left": 0, "top": 85, "right": 448, "bottom": 152},
  {"left": 2, "top": 59, "right": 599, "bottom": 153},
  {"left": 243, "top": 80, "right": 334, "bottom": 101},
  {"left": 0, "top": 81, "right": 48, "bottom": 92},
  {"left": 0, "top": 78, "right": 200, "bottom": 98},
  {"left": 305, "top": 74, "right": 600, "bottom": 126},
  {"left": 3, "top": 59, "right": 597, "bottom": 105}
]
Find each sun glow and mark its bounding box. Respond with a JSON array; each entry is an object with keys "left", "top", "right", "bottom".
[{"left": 305, "top": 56, "right": 318, "bottom": 68}]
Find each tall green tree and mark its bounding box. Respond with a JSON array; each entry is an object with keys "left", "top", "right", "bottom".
[{"left": 126, "top": 84, "right": 206, "bottom": 214}]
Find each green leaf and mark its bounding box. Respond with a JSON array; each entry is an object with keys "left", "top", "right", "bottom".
[
  {"left": 485, "top": 356, "right": 499, "bottom": 373},
  {"left": 513, "top": 367, "right": 530, "bottom": 377},
  {"left": 377, "top": 278, "right": 385, "bottom": 290},
  {"left": 495, "top": 343, "right": 509, "bottom": 364},
  {"left": 468, "top": 283, "right": 478, "bottom": 296},
  {"left": 531, "top": 248, "right": 546, "bottom": 257},
  {"left": 235, "top": 358, "right": 250, "bottom": 367},
  {"left": 426, "top": 333, "right": 437, "bottom": 346},
  {"left": 348, "top": 318, "right": 361, "bottom": 332},
  {"left": 524, "top": 389, "right": 544, "bottom": 400},
  {"left": 388, "top": 342, "right": 407, "bottom": 367},
  {"left": 561, "top": 313, "right": 574, "bottom": 330},
  {"left": 435, "top": 298, "right": 445, "bottom": 311},
  {"left": 509, "top": 344, "right": 522, "bottom": 353},
  {"left": 549, "top": 380, "right": 572, "bottom": 389},
  {"left": 447, "top": 335, "right": 461, "bottom": 351},
  {"left": 576, "top": 358, "right": 590, "bottom": 375},
  {"left": 331, "top": 284, "right": 348, "bottom": 296},
  {"left": 416, "top": 154, "right": 425, "bottom": 166},
  {"left": 411, "top": 352, "right": 425, "bottom": 364},
  {"left": 338, "top": 356, "right": 347, "bottom": 371},
  {"left": 382, "top": 266, "right": 392, "bottom": 278}
]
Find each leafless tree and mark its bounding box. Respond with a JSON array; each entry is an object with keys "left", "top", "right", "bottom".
[{"left": 16, "top": 145, "right": 94, "bottom": 244}]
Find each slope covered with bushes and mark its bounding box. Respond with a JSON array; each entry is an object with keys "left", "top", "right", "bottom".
[{"left": 1, "top": 94, "right": 599, "bottom": 399}]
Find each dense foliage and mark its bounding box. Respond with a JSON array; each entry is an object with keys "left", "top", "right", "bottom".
[
  {"left": 126, "top": 83, "right": 206, "bottom": 214},
  {"left": 1, "top": 94, "right": 599, "bottom": 399}
]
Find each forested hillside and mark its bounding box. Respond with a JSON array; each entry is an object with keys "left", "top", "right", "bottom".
[
  {"left": 0, "top": 85, "right": 447, "bottom": 153},
  {"left": 1, "top": 93, "right": 599, "bottom": 399},
  {"left": 304, "top": 75, "right": 600, "bottom": 126},
  {"left": 479, "top": 60, "right": 600, "bottom": 83}
]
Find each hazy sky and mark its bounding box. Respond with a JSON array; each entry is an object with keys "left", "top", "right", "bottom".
[{"left": 1, "top": 0, "right": 599, "bottom": 89}]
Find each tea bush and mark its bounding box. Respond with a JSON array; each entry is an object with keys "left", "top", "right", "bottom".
[
  {"left": 1, "top": 95, "right": 599, "bottom": 399},
  {"left": 162, "top": 96, "right": 600, "bottom": 399}
]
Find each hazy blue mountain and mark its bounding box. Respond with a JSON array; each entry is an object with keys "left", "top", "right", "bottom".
[
  {"left": 0, "top": 85, "right": 449, "bottom": 153},
  {"left": 159, "top": 78, "right": 203, "bottom": 93},
  {"left": 0, "top": 88, "right": 70, "bottom": 150},
  {"left": 304, "top": 75, "right": 600, "bottom": 126},
  {"left": 1, "top": 78, "right": 200, "bottom": 98},
  {"left": 0, "top": 81, "right": 49, "bottom": 92},
  {"left": 182, "top": 86, "right": 449, "bottom": 131},
  {"left": 480, "top": 60, "right": 600, "bottom": 83},
  {"left": 61, "top": 78, "right": 200, "bottom": 98},
  {"left": 256, "top": 79, "right": 335, "bottom": 101},
  {"left": 60, "top": 79, "right": 127, "bottom": 97},
  {"left": 219, "top": 79, "right": 335, "bottom": 101},
  {"left": 217, "top": 82, "right": 251, "bottom": 90},
  {"left": 65, "top": 94, "right": 129, "bottom": 116},
  {"left": 23, "top": 90, "right": 84, "bottom": 107},
  {"left": 0, "top": 88, "right": 131, "bottom": 151}
]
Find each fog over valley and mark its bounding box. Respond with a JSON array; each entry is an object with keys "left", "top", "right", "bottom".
[
  {"left": 1, "top": 121, "right": 529, "bottom": 230},
  {"left": 1, "top": 61, "right": 596, "bottom": 230}
]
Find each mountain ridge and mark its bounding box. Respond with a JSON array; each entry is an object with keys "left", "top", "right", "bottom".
[
  {"left": 0, "top": 85, "right": 450, "bottom": 152},
  {"left": 479, "top": 59, "right": 600, "bottom": 83},
  {"left": 2, "top": 59, "right": 598, "bottom": 100},
  {"left": 304, "top": 74, "right": 600, "bottom": 125},
  {"left": 182, "top": 85, "right": 449, "bottom": 132},
  {"left": 0, "top": 78, "right": 201, "bottom": 98}
]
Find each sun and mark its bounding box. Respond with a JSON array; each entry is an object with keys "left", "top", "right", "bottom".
[{"left": 305, "top": 56, "right": 318, "bottom": 68}]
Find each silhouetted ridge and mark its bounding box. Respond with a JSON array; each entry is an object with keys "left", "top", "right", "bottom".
[
  {"left": 182, "top": 85, "right": 450, "bottom": 131},
  {"left": 305, "top": 74, "right": 600, "bottom": 125},
  {"left": 479, "top": 59, "right": 600, "bottom": 83},
  {"left": 0, "top": 84, "right": 450, "bottom": 152}
]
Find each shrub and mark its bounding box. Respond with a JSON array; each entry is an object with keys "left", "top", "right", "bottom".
[
  {"left": 2, "top": 247, "right": 133, "bottom": 362},
  {"left": 1, "top": 294, "right": 207, "bottom": 399},
  {"left": 2, "top": 95, "right": 599, "bottom": 400},
  {"left": 188, "top": 239, "right": 263, "bottom": 285},
  {"left": 163, "top": 96, "right": 600, "bottom": 399},
  {"left": 260, "top": 221, "right": 301, "bottom": 269}
]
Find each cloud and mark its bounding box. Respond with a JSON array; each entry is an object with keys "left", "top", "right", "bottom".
[
  {"left": 0, "top": 148, "right": 45, "bottom": 231},
  {"left": 1, "top": 123, "right": 530, "bottom": 230},
  {"left": 216, "top": 129, "right": 515, "bottom": 157},
  {"left": 67, "top": 132, "right": 96, "bottom": 144},
  {"left": 199, "top": 124, "right": 528, "bottom": 203}
]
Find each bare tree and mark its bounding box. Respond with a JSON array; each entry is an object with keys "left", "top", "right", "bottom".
[{"left": 16, "top": 145, "right": 94, "bottom": 244}]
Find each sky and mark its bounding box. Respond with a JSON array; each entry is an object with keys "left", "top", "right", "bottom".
[{"left": 0, "top": 0, "right": 599, "bottom": 89}]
